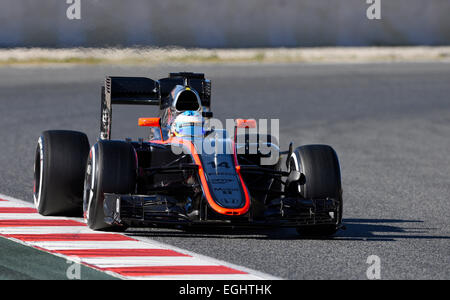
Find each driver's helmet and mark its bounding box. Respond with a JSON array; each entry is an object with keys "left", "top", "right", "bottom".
[{"left": 171, "top": 110, "right": 204, "bottom": 137}]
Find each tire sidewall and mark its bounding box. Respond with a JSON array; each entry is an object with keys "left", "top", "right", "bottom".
[
  {"left": 84, "top": 141, "right": 136, "bottom": 230},
  {"left": 289, "top": 145, "right": 342, "bottom": 199},
  {"left": 34, "top": 130, "right": 89, "bottom": 216},
  {"left": 289, "top": 150, "right": 304, "bottom": 195},
  {"left": 34, "top": 135, "right": 46, "bottom": 213},
  {"left": 85, "top": 143, "right": 108, "bottom": 230},
  {"left": 289, "top": 145, "right": 343, "bottom": 234}
]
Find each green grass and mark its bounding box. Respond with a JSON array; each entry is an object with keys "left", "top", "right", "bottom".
[{"left": 0, "top": 237, "right": 117, "bottom": 280}]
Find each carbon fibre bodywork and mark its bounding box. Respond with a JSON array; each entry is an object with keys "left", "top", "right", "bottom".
[{"left": 98, "top": 72, "right": 341, "bottom": 230}]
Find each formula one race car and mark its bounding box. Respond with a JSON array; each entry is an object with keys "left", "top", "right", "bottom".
[{"left": 33, "top": 72, "right": 343, "bottom": 236}]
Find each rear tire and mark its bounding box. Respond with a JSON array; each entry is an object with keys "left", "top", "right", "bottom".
[
  {"left": 84, "top": 140, "right": 136, "bottom": 231},
  {"left": 33, "top": 130, "right": 90, "bottom": 216},
  {"left": 289, "top": 144, "right": 343, "bottom": 237}
]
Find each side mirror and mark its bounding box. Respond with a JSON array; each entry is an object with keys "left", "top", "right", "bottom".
[
  {"left": 138, "top": 117, "right": 161, "bottom": 127},
  {"left": 235, "top": 119, "right": 257, "bottom": 129}
]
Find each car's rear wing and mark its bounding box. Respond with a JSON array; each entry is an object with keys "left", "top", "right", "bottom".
[
  {"left": 105, "top": 76, "right": 160, "bottom": 105},
  {"left": 100, "top": 73, "right": 211, "bottom": 140}
]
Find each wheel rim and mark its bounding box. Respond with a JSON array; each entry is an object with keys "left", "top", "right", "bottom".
[
  {"left": 83, "top": 147, "right": 96, "bottom": 223},
  {"left": 33, "top": 137, "right": 44, "bottom": 209}
]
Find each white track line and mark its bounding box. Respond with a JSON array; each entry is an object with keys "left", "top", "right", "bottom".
[
  {"left": 28, "top": 240, "right": 165, "bottom": 251},
  {"left": 0, "top": 214, "right": 65, "bottom": 220},
  {"left": 80, "top": 256, "right": 219, "bottom": 268},
  {"left": 0, "top": 194, "right": 36, "bottom": 205},
  {"left": 0, "top": 193, "right": 280, "bottom": 280},
  {"left": 0, "top": 201, "right": 35, "bottom": 207}
]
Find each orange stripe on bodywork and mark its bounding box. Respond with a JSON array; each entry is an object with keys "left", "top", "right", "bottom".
[{"left": 151, "top": 137, "right": 250, "bottom": 216}]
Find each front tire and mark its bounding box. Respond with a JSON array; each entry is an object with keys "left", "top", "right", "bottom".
[
  {"left": 34, "top": 130, "right": 90, "bottom": 216},
  {"left": 289, "top": 144, "right": 343, "bottom": 237},
  {"left": 84, "top": 140, "right": 137, "bottom": 231}
]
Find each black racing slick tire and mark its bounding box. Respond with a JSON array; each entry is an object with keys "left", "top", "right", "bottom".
[
  {"left": 289, "top": 144, "right": 343, "bottom": 237},
  {"left": 33, "top": 130, "right": 90, "bottom": 216},
  {"left": 84, "top": 140, "right": 136, "bottom": 231}
]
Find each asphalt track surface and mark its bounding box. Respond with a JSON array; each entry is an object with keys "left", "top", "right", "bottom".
[{"left": 0, "top": 62, "right": 449, "bottom": 279}]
